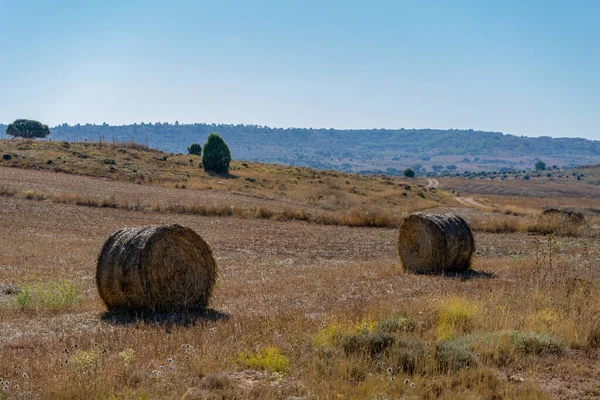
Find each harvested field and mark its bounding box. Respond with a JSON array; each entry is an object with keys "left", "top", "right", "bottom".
[{"left": 1, "top": 163, "right": 600, "bottom": 399}]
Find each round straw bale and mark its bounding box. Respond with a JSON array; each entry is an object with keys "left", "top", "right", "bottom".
[
  {"left": 96, "top": 224, "right": 217, "bottom": 312},
  {"left": 397, "top": 213, "right": 475, "bottom": 274}
]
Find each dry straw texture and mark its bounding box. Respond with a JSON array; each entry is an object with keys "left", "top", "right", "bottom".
[
  {"left": 540, "top": 208, "right": 585, "bottom": 224},
  {"left": 96, "top": 224, "right": 217, "bottom": 312},
  {"left": 397, "top": 213, "right": 475, "bottom": 274},
  {"left": 529, "top": 208, "right": 587, "bottom": 236}
]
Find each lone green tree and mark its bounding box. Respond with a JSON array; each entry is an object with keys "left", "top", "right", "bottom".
[
  {"left": 6, "top": 119, "right": 50, "bottom": 139},
  {"left": 202, "top": 133, "right": 231, "bottom": 174},
  {"left": 534, "top": 160, "right": 546, "bottom": 171},
  {"left": 187, "top": 143, "right": 202, "bottom": 155},
  {"left": 403, "top": 168, "right": 415, "bottom": 178}
]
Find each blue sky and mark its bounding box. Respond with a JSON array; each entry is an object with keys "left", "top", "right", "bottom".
[{"left": 0, "top": 0, "right": 598, "bottom": 139}]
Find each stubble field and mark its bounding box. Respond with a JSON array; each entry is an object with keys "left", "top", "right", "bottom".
[{"left": 1, "top": 143, "right": 600, "bottom": 399}]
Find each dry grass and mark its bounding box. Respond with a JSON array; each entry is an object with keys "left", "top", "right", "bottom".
[
  {"left": 1, "top": 185, "right": 407, "bottom": 229},
  {"left": 0, "top": 142, "right": 600, "bottom": 398},
  {"left": 469, "top": 213, "right": 598, "bottom": 238},
  {"left": 470, "top": 215, "right": 527, "bottom": 233},
  {"left": 0, "top": 194, "right": 599, "bottom": 399},
  {"left": 0, "top": 139, "right": 442, "bottom": 216}
]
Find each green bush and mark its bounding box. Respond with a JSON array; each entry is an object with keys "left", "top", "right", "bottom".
[
  {"left": 389, "top": 338, "right": 428, "bottom": 374},
  {"left": 376, "top": 315, "right": 415, "bottom": 334},
  {"left": 534, "top": 160, "right": 546, "bottom": 171},
  {"left": 6, "top": 119, "right": 50, "bottom": 139},
  {"left": 403, "top": 168, "right": 415, "bottom": 178},
  {"left": 341, "top": 331, "right": 395, "bottom": 357},
  {"left": 435, "top": 340, "right": 475, "bottom": 372},
  {"left": 202, "top": 133, "right": 231, "bottom": 174},
  {"left": 187, "top": 143, "right": 202, "bottom": 155},
  {"left": 510, "top": 331, "right": 564, "bottom": 355}
]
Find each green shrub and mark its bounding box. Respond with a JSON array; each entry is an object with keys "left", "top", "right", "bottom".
[
  {"left": 187, "top": 143, "right": 202, "bottom": 155},
  {"left": 510, "top": 331, "right": 564, "bottom": 355},
  {"left": 6, "top": 119, "right": 50, "bottom": 139},
  {"left": 376, "top": 315, "right": 416, "bottom": 334},
  {"left": 442, "top": 330, "right": 565, "bottom": 366},
  {"left": 403, "top": 168, "right": 415, "bottom": 178},
  {"left": 435, "top": 341, "right": 475, "bottom": 372},
  {"left": 202, "top": 133, "right": 231, "bottom": 174},
  {"left": 534, "top": 160, "right": 546, "bottom": 171},
  {"left": 341, "top": 331, "right": 395, "bottom": 357},
  {"left": 389, "top": 338, "right": 428, "bottom": 374}
]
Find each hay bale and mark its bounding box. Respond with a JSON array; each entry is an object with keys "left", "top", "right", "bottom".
[
  {"left": 96, "top": 224, "right": 217, "bottom": 312},
  {"left": 397, "top": 213, "right": 475, "bottom": 274}
]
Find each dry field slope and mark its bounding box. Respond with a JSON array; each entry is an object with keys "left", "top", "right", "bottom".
[{"left": 0, "top": 143, "right": 600, "bottom": 399}]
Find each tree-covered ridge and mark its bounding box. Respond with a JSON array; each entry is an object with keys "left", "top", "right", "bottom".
[{"left": 3, "top": 122, "right": 600, "bottom": 173}]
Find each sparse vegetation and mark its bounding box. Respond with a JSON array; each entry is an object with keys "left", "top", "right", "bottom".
[
  {"left": 16, "top": 280, "right": 79, "bottom": 311},
  {"left": 436, "top": 297, "right": 481, "bottom": 340},
  {"left": 0, "top": 139, "right": 599, "bottom": 398},
  {"left": 237, "top": 346, "right": 290, "bottom": 373}
]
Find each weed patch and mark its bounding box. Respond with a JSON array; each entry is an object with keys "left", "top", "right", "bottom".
[
  {"left": 16, "top": 280, "right": 79, "bottom": 311},
  {"left": 22, "top": 190, "right": 46, "bottom": 201},
  {"left": 436, "top": 297, "right": 481, "bottom": 340},
  {"left": 237, "top": 346, "right": 290, "bottom": 373}
]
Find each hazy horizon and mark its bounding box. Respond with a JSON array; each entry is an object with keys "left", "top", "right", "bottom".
[
  {"left": 1, "top": 1, "right": 599, "bottom": 140},
  {"left": 2, "top": 119, "right": 600, "bottom": 142}
]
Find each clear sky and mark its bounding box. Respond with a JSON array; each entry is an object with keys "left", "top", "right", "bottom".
[{"left": 0, "top": 0, "right": 598, "bottom": 139}]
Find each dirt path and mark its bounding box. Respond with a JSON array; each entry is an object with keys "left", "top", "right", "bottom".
[
  {"left": 425, "top": 178, "right": 440, "bottom": 188},
  {"left": 454, "top": 196, "right": 492, "bottom": 209}
]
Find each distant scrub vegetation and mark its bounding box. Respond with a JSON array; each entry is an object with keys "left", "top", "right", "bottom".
[{"left": 5, "top": 122, "right": 599, "bottom": 173}]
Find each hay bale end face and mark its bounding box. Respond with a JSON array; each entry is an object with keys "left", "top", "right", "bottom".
[
  {"left": 397, "top": 213, "right": 475, "bottom": 274},
  {"left": 96, "top": 224, "right": 217, "bottom": 312}
]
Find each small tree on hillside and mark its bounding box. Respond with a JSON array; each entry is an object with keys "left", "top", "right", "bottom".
[
  {"left": 202, "top": 133, "right": 231, "bottom": 174},
  {"left": 6, "top": 119, "right": 50, "bottom": 139},
  {"left": 534, "top": 160, "right": 546, "bottom": 171},
  {"left": 187, "top": 143, "right": 202, "bottom": 155},
  {"left": 403, "top": 168, "right": 415, "bottom": 178},
  {"left": 432, "top": 165, "right": 444, "bottom": 174}
]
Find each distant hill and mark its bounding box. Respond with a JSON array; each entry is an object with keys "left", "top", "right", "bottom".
[{"left": 2, "top": 122, "right": 600, "bottom": 174}]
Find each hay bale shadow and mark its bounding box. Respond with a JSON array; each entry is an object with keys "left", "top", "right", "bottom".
[
  {"left": 101, "top": 308, "right": 229, "bottom": 329},
  {"left": 443, "top": 269, "right": 495, "bottom": 281}
]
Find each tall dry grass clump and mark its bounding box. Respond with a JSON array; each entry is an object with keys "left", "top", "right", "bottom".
[
  {"left": 540, "top": 208, "right": 585, "bottom": 224},
  {"left": 529, "top": 208, "right": 587, "bottom": 236},
  {"left": 96, "top": 224, "right": 217, "bottom": 312},
  {"left": 397, "top": 213, "right": 475, "bottom": 274}
]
